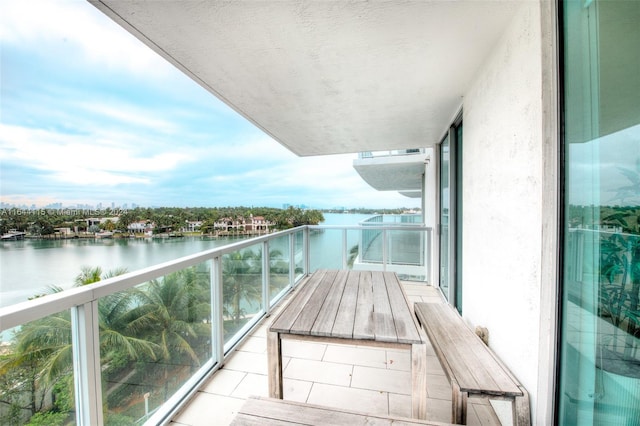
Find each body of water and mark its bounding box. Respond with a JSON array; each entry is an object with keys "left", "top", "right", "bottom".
[{"left": 0, "top": 213, "right": 372, "bottom": 308}]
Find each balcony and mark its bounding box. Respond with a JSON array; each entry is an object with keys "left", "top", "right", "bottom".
[
  {"left": 170, "top": 280, "right": 503, "bottom": 426},
  {"left": 353, "top": 150, "right": 429, "bottom": 199},
  {"left": 2, "top": 223, "right": 497, "bottom": 426}
]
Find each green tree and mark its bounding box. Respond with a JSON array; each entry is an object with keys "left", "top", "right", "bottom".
[
  {"left": 222, "top": 249, "right": 262, "bottom": 326},
  {"left": 0, "top": 267, "right": 155, "bottom": 424},
  {"left": 124, "top": 268, "right": 210, "bottom": 399},
  {"left": 275, "top": 207, "right": 324, "bottom": 229}
]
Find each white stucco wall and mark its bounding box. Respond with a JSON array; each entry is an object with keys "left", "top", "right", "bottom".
[{"left": 461, "top": 2, "right": 543, "bottom": 421}]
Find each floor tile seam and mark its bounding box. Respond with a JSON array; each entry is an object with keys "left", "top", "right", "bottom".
[
  {"left": 201, "top": 371, "right": 248, "bottom": 397},
  {"left": 319, "top": 358, "right": 392, "bottom": 370},
  {"left": 236, "top": 348, "right": 267, "bottom": 355},
  {"left": 346, "top": 382, "right": 412, "bottom": 398},
  {"left": 348, "top": 364, "right": 354, "bottom": 387},
  {"left": 352, "top": 364, "right": 411, "bottom": 377},
  {"left": 194, "top": 389, "right": 248, "bottom": 402},
  {"left": 305, "top": 381, "right": 316, "bottom": 404},
  {"left": 287, "top": 355, "right": 364, "bottom": 371},
  {"left": 230, "top": 372, "right": 268, "bottom": 399}
]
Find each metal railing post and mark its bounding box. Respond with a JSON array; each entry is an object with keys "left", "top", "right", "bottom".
[
  {"left": 71, "top": 301, "right": 104, "bottom": 426},
  {"left": 212, "top": 256, "right": 224, "bottom": 362},
  {"left": 342, "top": 228, "right": 348, "bottom": 270},
  {"left": 382, "top": 229, "right": 388, "bottom": 271},
  {"left": 304, "top": 226, "right": 310, "bottom": 276},
  {"left": 289, "top": 233, "right": 295, "bottom": 286},
  {"left": 263, "top": 240, "right": 270, "bottom": 312}
]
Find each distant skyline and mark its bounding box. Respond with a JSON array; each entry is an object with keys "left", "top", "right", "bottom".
[{"left": 0, "top": 0, "right": 420, "bottom": 210}]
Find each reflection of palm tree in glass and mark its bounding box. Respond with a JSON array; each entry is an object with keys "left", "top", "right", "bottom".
[
  {"left": 603, "top": 158, "right": 640, "bottom": 354},
  {"left": 348, "top": 245, "right": 359, "bottom": 268},
  {"left": 222, "top": 250, "right": 262, "bottom": 326},
  {"left": 266, "top": 248, "right": 290, "bottom": 299},
  {"left": 612, "top": 158, "right": 640, "bottom": 205}
]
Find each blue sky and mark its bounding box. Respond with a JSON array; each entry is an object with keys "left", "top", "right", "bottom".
[{"left": 0, "top": 0, "right": 420, "bottom": 210}]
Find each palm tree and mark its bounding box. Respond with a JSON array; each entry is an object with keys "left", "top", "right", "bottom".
[
  {"left": 75, "top": 266, "right": 103, "bottom": 285},
  {"left": 222, "top": 249, "right": 262, "bottom": 326},
  {"left": 0, "top": 267, "right": 156, "bottom": 424},
  {"left": 124, "top": 268, "right": 211, "bottom": 399}
]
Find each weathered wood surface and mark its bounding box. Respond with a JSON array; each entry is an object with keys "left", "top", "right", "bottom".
[
  {"left": 414, "top": 302, "right": 531, "bottom": 425},
  {"left": 230, "top": 396, "right": 452, "bottom": 426},
  {"left": 270, "top": 270, "right": 422, "bottom": 344},
  {"left": 268, "top": 270, "right": 427, "bottom": 419}
]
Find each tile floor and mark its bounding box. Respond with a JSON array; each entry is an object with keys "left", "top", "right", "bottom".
[{"left": 169, "top": 282, "right": 504, "bottom": 426}]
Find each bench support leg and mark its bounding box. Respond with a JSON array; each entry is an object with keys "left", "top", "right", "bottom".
[
  {"left": 411, "top": 343, "right": 427, "bottom": 419},
  {"left": 267, "top": 331, "right": 283, "bottom": 398},
  {"left": 513, "top": 387, "right": 531, "bottom": 426},
  {"left": 452, "top": 382, "right": 468, "bottom": 424}
]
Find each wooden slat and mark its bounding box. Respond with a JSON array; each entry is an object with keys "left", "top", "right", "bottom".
[
  {"left": 311, "top": 270, "right": 349, "bottom": 336},
  {"left": 231, "top": 413, "right": 303, "bottom": 426},
  {"left": 331, "top": 270, "right": 361, "bottom": 338},
  {"left": 270, "top": 270, "right": 328, "bottom": 333},
  {"left": 371, "top": 270, "right": 398, "bottom": 342},
  {"left": 383, "top": 272, "right": 423, "bottom": 344},
  {"left": 232, "top": 397, "right": 450, "bottom": 426},
  {"left": 290, "top": 270, "right": 338, "bottom": 335},
  {"left": 235, "top": 396, "right": 392, "bottom": 425},
  {"left": 353, "top": 271, "right": 375, "bottom": 340}
]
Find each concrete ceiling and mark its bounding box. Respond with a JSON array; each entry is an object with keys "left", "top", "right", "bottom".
[{"left": 91, "top": 1, "right": 520, "bottom": 157}]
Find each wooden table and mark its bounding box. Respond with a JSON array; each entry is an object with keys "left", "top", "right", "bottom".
[{"left": 267, "top": 269, "right": 427, "bottom": 419}]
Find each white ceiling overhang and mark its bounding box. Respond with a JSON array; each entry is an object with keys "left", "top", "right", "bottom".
[
  {"left": 353, "top": 153, "right": 428, "bottom": 192},
  {"left": 90, "top": 1, "right": 520, "bottom": 157}
]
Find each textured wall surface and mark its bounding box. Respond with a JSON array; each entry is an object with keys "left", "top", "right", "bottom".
[{"left": 461, "top": 2, "right": 543, "bottom": 422}]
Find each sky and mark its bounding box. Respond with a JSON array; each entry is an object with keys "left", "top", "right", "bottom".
[{"left": 0, "top": 0, "right": 420, "bottom": 211}]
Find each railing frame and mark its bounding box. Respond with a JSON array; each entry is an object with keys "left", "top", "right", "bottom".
[{"left": 0, "top": 223, "right": 431, "bottom": 426}]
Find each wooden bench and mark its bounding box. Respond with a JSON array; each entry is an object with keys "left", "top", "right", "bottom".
[
  {"left": 230, "top": 396, "right": 451, "bottom": 426},
  {"left": 414, "top": 303, "right": 531, "bottom": 425}
]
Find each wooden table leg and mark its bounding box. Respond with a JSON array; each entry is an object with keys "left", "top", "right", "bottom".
[
  {"left": 267, "top": 330, "right": 283, "bottom": 398},
  {"left": 411, "top": 342, "right": 427, "bottom": 419},
  {"left": 452, "top": 382, "right": 468, "bottom": 424}
]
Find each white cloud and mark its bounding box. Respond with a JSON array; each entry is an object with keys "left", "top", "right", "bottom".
[
  {"left": 0, "top": 0, "right": 171, "bottom": 79},
  {"left": 0, "top": 123, "right": 193, "bottom": 185},
  {"left": 77, "top": 101, "right": 182, "bottom": 135}
]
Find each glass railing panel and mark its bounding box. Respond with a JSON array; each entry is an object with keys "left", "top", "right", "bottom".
[
  {"left": 222, "top": 244, "right": 264, "bottom": 345},
  {"left": 387, "top": 229, "right": 424, "bottom": 266},
  {"left": 360, "top": 227, "right": 384, "bottom": 265},
  {"left": 346, "top": 229, "right": 361, "bottom": 270},
  {"left": 268, "top": 235, "right": 291, "bottom": 306},
  {"left": 100, "top": 262, "right": 213, "bottom": 424},
  {"left": 309, "top": 228, "right": 344, "bottom": 270},
  {"left": 386, "top": 229, "right": 426, "bottom": 281},
  {"left": 0, "top": 316, "right": 76, "bottom": 425}
]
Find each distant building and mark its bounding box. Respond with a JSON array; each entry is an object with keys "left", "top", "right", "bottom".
[
  {"left": 183, "top": 221, "right": 203, "bottom": 232},
  {"left": 127, "top": 221, "right": 154, "bottom": 234},
  {"left": 213, "top": 215, "right": 273, "bottom": 234}
]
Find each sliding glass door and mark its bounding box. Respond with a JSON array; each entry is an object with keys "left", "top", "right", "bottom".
[
  {"left": 439, "top": 134, "right": 451, "bottom": 301},
  {"left": 558, "top": 0, "right": 640, "bottom": 424},
  {"left": 439, "top": 118, "right": 463, "bottom": 312}
]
